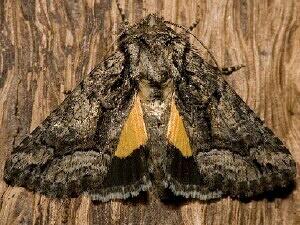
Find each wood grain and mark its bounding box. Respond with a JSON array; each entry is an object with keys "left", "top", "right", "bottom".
[{"left": 0, "top": 0, "right": 299, "bottom": 224}]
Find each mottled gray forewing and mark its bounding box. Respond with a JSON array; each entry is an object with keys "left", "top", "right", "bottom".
[
  {"left": 167, "top": 50, "right": 296, "bottom": 199},
  {"left": 4, "top": 51, "right": 150, "bottom": 201}
]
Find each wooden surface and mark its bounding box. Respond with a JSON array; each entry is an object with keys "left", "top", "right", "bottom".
[{"left": 0, "top": 0, "right": 299, "bottom": 224}]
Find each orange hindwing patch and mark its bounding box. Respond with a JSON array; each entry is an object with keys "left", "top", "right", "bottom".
[
  {"left": 167, "top": 99, "right": 192, "bottom": 157},
  {"left": 115, "top": 95, "right": 148, "bottom": 158}
]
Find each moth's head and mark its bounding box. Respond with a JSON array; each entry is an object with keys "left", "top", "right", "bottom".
[
  {"left": 140, "top": 14, "right": 169, "bottom": 31},
  {"left": 120, "top": 14, "right": 185, "bottom": 48}
]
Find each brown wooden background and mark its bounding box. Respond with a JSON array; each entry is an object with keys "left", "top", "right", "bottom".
[{"left": 0, "top": 0, "right": 299, "bottom": 224}]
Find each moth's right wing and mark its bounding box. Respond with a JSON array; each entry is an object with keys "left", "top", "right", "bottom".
[
  {"left": 166, "top": 50, "right": 296, "bottom": 200},
  {"left": 4, "top": 51, "right": 150, "bottom": 201}
]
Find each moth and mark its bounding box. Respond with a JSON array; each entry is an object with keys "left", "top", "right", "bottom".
[{"left": 4, "top": 10, "right": 296, "bottom": 202}]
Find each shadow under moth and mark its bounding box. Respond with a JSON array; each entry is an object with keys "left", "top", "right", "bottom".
[{"left": 4, "top": 12, "right": 296, "bottom": 202}]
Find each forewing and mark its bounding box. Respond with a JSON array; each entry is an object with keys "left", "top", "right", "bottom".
[
  {"left": 4, "top": 51, "right": 150, "bottom": 201},
  {"left": 166, "top": 50, "right": 296, "bottom": 199}
]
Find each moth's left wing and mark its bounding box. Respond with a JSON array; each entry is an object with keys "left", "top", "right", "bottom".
[
  {"left": 4, "top": 51, "right": 150, "bottom": 201},
  {"left": 166, "top": 50, "right": 296, "bottom": 199}
]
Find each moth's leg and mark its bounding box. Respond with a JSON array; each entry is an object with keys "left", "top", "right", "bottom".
[{"left": 221, "top": 64, "right": 245, "bottom": 76}]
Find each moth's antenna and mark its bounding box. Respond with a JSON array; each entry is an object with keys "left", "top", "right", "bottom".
[
  {"left": 188, "top": 19, "right": 200, "bottom": 32},
  {"left": 165, "top": 21, "right": 220, "bottom": 70},
  {"left": 116, "top": 0, "right": 129, "bottom": 26},
  {"left": 188, "top": 5, "right": 201, "bottom": 32}
]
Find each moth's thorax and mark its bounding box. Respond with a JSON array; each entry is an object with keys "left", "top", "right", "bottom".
[
  {"left": 124, "top": 15, "right": 184, "bottom": 83},
  {"left": 128, "top": 43, "right": 177, "bottom": 83},
  {"left": 138, "top": 78, "right": 173, "bottom": 138},
  {"left": 138, "top": 78, "right": 173, "bottom": 107}
]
